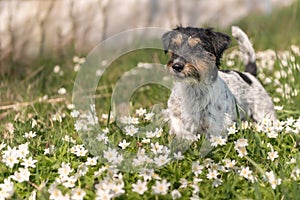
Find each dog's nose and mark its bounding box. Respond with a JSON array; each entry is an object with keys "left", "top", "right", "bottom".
[{"left": 172, "top": 63, "right": 184, "bottom": 72}]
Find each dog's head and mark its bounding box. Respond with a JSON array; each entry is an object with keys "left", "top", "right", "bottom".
[{"left": 162, "top": 26, "right": 230, "bottom": 83}]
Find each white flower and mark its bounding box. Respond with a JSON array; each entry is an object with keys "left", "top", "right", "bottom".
[
  {"left": 139, "top": 168, "right": 155, "bottom": 181},
  {"left": 44, "top": 145, "right": 55, "bottom": 155},
  {"left": 96, "top": 69, "right": 104, "bottom": 77},
  {"left": 62, "top": 135, "right": 76, "bottom": 143},
  {"left": 24, "top": 131, "right": 36, "bottom": 139},
  {"left": 236, "top": 147, "right": 248, "bottom": 158},
  {"left": 274, "top": 105, "right": 283, "bottom": 111},
  {"left": 267, "top": 131, "right": 278, "bottom": 138},
  {"left": 28, "top": 190, "right": 36, "bottom": 200},
  {"left": 130, "top": 117, "right": 139, "bottom": 124},
  {"left": 31, "top": 119, "right": 37, "bottom": 128},
  {"left": 58, "top": 87, "right": 67, "bottom": 95},
  {"left": 152, "top": 179, "right": 170, "bottom": 195},
  {"left": 21, "top": 157, "right": 37, "bottom": 168},
  {"left": 207, "top": 169, "right": 219, "bottom": 180},
  {"left": 120, "top": 116, "right": 130, "bottom": 124},
  {"left": 190, "top": 184, "right": 199, "bottom": 195},
  {"left": 120, "top": 116, "right": 139, "bottom": 124},
  {"left": 226, "top": 60, "right": 235, "bottom": 67},
  {"left": 287, "top": 158, "right": 296, "bottom": 164},
  {"left": 86, "top": 157, "right": 98, "bottom": 166},
  {"left": 291, "top": 167, "right": 300, "bottom": 180},
  {"left": 136, "top": 108, "right": 147, "bottom": 116},
  {"left": 73, "top": 56, "right": 80, "bottom": 63},
  {"left": 227, "top": 124, "right": 237, "bottom": 135},
  {"left": 269, "top": 177, "right": 282, "bottom": 189},
  {"left": 11, "top": 168, "right": 30, "bottom": 183},
  {"left": 146, "top": 131, "right": 155, "bottom": 138},
  {"left": 265, "top": 171, "right": 275, "bottom": 181},
  {"left": 96, "top": 133, "right": 109, "bottom": 144},
  {"left": 210, "top": 135, "right": 227, "bottom": 147},
  {"left": 0, "top": 142, "right": 6, "bottom": 151},
  {"left": 141, "top": 138, "right": 151, "bottom": 143},
  {"left": 110, "top": 183, "right": 125, "bottom": 196},
  {"left": 265, "top": 171, "right": 281, "bottom": 189},
  {"left": 17, "top": 142, "right": 30, "bottom": 158},
  {"left": 144, "top": 112, "right": 155, "bottom": 121},
  {"left": 74, "top": 64, "right": 81, "bottom": 72},
  {"left": 171, "top": 189, "right": 182, "bottom": 199},
  {"left": 95, "top": 189, "right": 113, "bottom": 200},
  {"left": 94, "top": 166, "right": 108, "bottom": 177},
  {"left": 154, "top": 154, "right": 171, "bottom": 167},
  {"left": 71, "top": 110, "right": 80, "bottom": 118},
  {"left": 150, "top": 142, "right": 164, "bottom": 154},
  {"left": 124, "top": 125, "right": 139, "bottom": 136},
  {"left": 77, "top": 163, "right": 89, "bottom": 177},
  {"left": 234, "top": 138, "right": 249, "bottom": 158},
  {"left": 192, "top": 161, "right": 204, "bottom": 177},
  {"left": 267, "top": 149, "right": 279, "bottom": 161},
  {"left": 70, "top": 145, "right": 88, "bottom": 157},
  {"left": 0, "top": 178, "right": 14, "bottom": 199},
  {"left": 58, "top": 162, "right": 73, "bottom": 178},
  {"left": 53, "top": 65, "right": 60, "bottom": 73},
  {"left": 212, "top": 178, "right": 223, "bottom": 187},
  {"left": 154, "top": 128, "right": 163, "bottom": 138},
  {"left": 234, "top": 138, "right": 248, "bottom": 148},
  {"left": 49, "top": 187, "right": 64, "bottom": 200},
  {"left": 223, "top": 159, "right": 236, "bottom": 169},
  {"left": 71, "top": 188, "right": 86, "bottom": 200},
  {"left": 118, "top": 139, "right": 130, "bottom": 150},
  {"left": 179, "top": 178, "right": 188, "bottom": 189},
  {"left": 62, "top": 175, "right": 77, "bottom": 188},
  {"left": 285, "top": 117, "right": 295, "bottom": 126},
  {"left": 239, "top": 166, "right": 252, "bottom": 180},
  {"left": 132, "top": 180, "right": 148, "bottom": 195},
  {"left": 173, "top": 151, "right": 184, "bottom": 160},
  {"left": 103, "top": 148, "right": 119, "bottom": 164},
  {"left": 67, "top": 104, "right": 75, "bottom": 110},
  {"left": 133, "top": 154, "right": 152, "bottom": 167},
  {"left": 241, "top": 121, "right": 250, "bottom": 129},
  {"left": 52, "top": 113, "right": 62, "bottom": 122},
  {"left": 2, "top": 146, "right": 20, "bottom": 168},
  {"left": 102, "top": 127, "right": 110, "bottom": 134}
]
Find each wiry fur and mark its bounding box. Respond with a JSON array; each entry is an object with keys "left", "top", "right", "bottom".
[
  {"left": 163, "top": 26, "right": 276, "bottom": 140},
  {"left": 231, "top": 26, "right": 257, "bottom": 76}
]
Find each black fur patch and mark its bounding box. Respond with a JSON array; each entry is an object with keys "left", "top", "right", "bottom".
[
  {"left": 245, "top": 62, "right": 257, "bottom": 77},
  {"left": 221, "top": 70, "right": 252, "bottom": 85}
]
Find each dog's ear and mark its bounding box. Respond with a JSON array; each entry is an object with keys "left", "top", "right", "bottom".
[
  {"left": 205, "top": 28, "right": 231, "bottom": 66},
  {"left": 162, "top": 31, "right": 174, "bottom": 54}
]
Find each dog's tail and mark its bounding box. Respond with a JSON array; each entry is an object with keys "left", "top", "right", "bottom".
[{"left": 231, "top": 26, "right": 257, "bottom": 77}]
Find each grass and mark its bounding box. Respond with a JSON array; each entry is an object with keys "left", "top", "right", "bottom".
[{"left": 0, "top": 1, "right": 300, "bottom": 199}]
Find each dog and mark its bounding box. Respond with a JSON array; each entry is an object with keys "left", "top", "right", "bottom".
[{"left": 162, "top": 26, "right": 277, "bottom": 140}]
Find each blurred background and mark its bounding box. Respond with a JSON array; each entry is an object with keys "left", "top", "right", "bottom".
[{"left": 0, "top": 0, "right": 298, "bottom": 75}]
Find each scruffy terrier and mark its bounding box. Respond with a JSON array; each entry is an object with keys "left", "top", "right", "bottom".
[{"left": 162, "top": 26, "right": 276, "bottom": 140}]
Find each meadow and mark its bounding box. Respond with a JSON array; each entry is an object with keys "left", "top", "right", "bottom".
[{"left": 0, "top": 2, "right": 300, "bottom": 200}]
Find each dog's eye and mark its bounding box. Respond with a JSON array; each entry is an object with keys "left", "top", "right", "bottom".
[{"left": 208, "top": 52, "right": 215, "bottom": 59}]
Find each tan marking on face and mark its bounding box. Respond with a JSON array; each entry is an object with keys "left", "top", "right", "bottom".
[
  {"left": 185, "top": 61, "right": 207, "bottom": 75},
  {"left": 188, "top": 37, "right": 201, "bottom": 47},
  {"left": 172, "top": 34, "right": 182, "bottom": 46},
  {"left": 168, "top": 51, "right": 173, "bottom": 58}
]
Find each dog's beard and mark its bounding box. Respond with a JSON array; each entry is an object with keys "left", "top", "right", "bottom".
[{"left": 168, "top": 64, "right": 201, "bottom": 83}]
